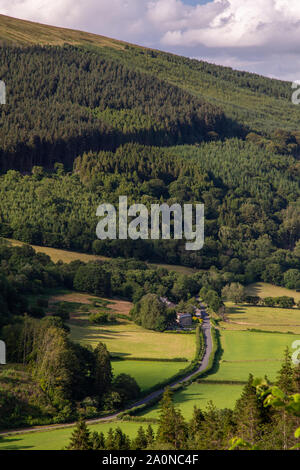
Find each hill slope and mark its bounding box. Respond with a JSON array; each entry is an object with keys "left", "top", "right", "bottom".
[
  {"left": 1, "top": 14, "right": 300, "bottom": 135},
  {"left": 0, "top": 13, "right": 128, "bottom": 49}
]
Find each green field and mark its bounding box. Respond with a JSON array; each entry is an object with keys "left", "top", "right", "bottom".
[
  {"left": 140, "top": 328, "right": 295, "bottom": 420},
  {"left": 112, "top": 360, "right": 188, "bottom": 391},
  {"left": 202, "top": 330, "right": 296, "bottom": 382},
  {"left": 7, "top": 239, "right": 194, "bottom": 275},
  {"left": 139, "top": 383, "right": 245, "bottom": 420},
  {"left": 0, "top": 421, "right": 158, "bottom": 451},
  {"left": 70, "top": 319, "right": 195, "bottom": 361},
  {"left": 221, "top": 302, "right": 300, "bottom": 334},
  {"left": 245, "top": 282, "right": 300, "bottom": 303}
]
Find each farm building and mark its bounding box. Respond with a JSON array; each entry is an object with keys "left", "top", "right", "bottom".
[{"left": 176, "top": 313, "right": 192, "bottom": 327}]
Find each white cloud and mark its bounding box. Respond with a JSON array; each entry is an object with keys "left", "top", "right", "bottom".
[{"left": 1, "top": 0, "right": 300, "bottom": 80}]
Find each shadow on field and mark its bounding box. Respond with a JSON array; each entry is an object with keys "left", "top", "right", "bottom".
[
  {"left": 226, "top": 305, "right": 246, "bottom": 316},
  {"left": 0, "top": 436, "right": 33, "bottom": 450}
]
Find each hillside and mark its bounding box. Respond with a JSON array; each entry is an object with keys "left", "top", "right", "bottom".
[
  {"left": 0, "top": 13, "right": 129, "bottom": 49},
  {"left": 0, "top": 15, "right": 299, "bottom": 276},
  {"left": 1, "top": 14, "right": 300, "bottom": 136}
]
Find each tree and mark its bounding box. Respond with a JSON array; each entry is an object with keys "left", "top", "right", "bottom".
[
  {"left": 112, "top": 374, "right": 140, "bottom": 405},
  {"left": 234, "top": 374, "right": 265, "bottom": 445},
  {"left": 146, "top": 425, "right": 155, "bottom": 447},
  {"left": 73, "top": 264, "right": 111, "bottom": 297},
  {"left": 273, "top": 348, "right": 297, "bottom": 449},
  {"left": 189, "top": 406, "right": 205, "bottom": 437},
  {"left": 102, "top": 391, "right": 122, "bottom": 411},
  {"left": 284, "top": 269, "right": 300, "bottom": 290},
  {"left": 66, "top": 419, "right": 91, "bottom": 450},
  {"left": 131, "top": 294, "right": 174, "bottom": 331},
  {"left": 221, "top": 283, "right": 245, "bottom": 303},
  {"left": 133, "top": 426, "right": 148, "bottom": 450},
  {"left": 104, "top": 427, "right": 131, "bottom": 450},
  {"left": 94, "top": 342, "right": 113, "bottom": 400},
  {"left": 157, "top": 388, "right": 187, "bottom": 449},
  {"left": 194, "top": 402, "right": 233, "bottom": 450},
  {"left": 91, "top": 431, "right": 105, "bottom": 450}
]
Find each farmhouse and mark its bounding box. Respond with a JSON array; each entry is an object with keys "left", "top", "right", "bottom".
[{"left": 176, "top": 312, "right": 192, "bottom": 327}]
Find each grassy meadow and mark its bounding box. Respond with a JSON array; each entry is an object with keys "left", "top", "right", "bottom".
[
  {"left": 138, "top": 382, "right": 245, "bottom": 420},
  {"left": 245, "top": 282, "right": 300, "bottom": 303},
  {"left": 0, "top": 421, "right": 158, "bottom": 451},
  {"left": 140, "top": 328, "right": 295, "bottom": 420},
  {"left": 69, "top": 320, "right": 195, "bottom": 360},
  {"left": 0, "top": 13, "right": 128, "bottom": 49},
  {"left": 221, "top": 302, "right": 300, "bottom": 334},
  {"left": 112, "top": 360, "right": 189, "bottom": 391},
  {"left": 202, "top": 330, "right": 294, "bottom": 382}
]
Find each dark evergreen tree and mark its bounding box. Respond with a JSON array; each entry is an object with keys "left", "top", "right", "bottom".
[
  {"left": 234, "top": 374, "right": 265, "bottom": 445},
  {"left": 94, "top": 342, "right": 113, "bottom": 400},
  {"left": 157, "top": 388, "right": 187, "bottom": 449},
  {"left": 132, "top": 426, "right": 147, "bottom": 450},
  {"left": 66, "top": 419, "right": 91, "bottom": 450}
]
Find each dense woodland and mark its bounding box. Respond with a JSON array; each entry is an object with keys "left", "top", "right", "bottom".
[
  {"left": 0, "top": 45, "right": 234, "bottom": 172},
  {"left": 0, "top": 140, "right": 299, "bottom": 285}
]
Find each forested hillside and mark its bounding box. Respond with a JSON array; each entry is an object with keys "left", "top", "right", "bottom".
[
  {"left": 0, "top": 140, "right": 299, "bottom": 286},
  {"left": 1, "top": 14, "right": 300, "bottom": 135},
  {"left": 0, "top": 45, "right": 232, "bottom": 172},
  {"left": 0, "top": 15, "right": 299, "bottom": 278}
]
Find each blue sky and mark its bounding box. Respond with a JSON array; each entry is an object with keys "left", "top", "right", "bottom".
[{"left": 0, "top": 0, "right": 299, "bottom": 81}]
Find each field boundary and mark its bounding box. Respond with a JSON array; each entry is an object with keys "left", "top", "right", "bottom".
[{"left": 111, "top": 356, "right": 189, "bottom": 363}]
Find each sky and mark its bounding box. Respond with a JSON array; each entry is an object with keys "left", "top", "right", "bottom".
[{"left": 0, "top": 0, "right": 299, "bottom": 81}]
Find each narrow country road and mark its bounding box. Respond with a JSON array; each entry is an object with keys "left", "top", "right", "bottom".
[{"left": 0, "top": 307, "right": 212, "bottom": 437}]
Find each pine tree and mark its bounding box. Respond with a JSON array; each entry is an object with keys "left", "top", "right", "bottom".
[
  {"left": 91, "top": 431, "right": 105, "bottom": 450},
  {"left": 294, "top": 364, "right": 300, "bottom": 393},
  {"left": 277, "top": 348, "right": 295, "bottom": 394},
  {"left": 146, "top": 424, "right": 155, "bottom": 447},
  {"left": 105, "top": 428, "right": 115, "bottom": 450},
  {"left": 189, "top": 406, "right": 205, "bottom": 436},
  {"left": 193, "top": 402, "right": 230, "bottom": 450},
  {"left": 234, "top": 374, "right": 265, "bottom": 446},
  {"left": 113, "top": 427, "right": 131, "bottom": 450},
  {"left": 94, "top": 342, "right": 113, "bottom": 399},
  {"left": 133, "top": 426, "right": 147, "bottom": 450},
  {"left": 157, "top": 388, "right": 187, "bottom": 449},
  {"left": 66, "top": 419, "right": 91, "bottom": 450},
  {"left": 271, "top": 348, "right": 298, "bottom": 450}
]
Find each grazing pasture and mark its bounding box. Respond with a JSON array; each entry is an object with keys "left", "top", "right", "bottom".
[
  {"left": 221, "top": 302, "right": 300, "bottom": 334},
  {"left": 245, "top": 282, "right": 300, "bottom": 303},
  {"left": 70, "top": 320, "right": 195, "bottom": 360},
  {"left": 0, "top": 421, "right": 157, "bottom": 451},
  {"left": 139, "top": 382, "right": 245, "bottom": 420},
  {"left": 202, "top": 330, "right": 295, "bottom": 382},
  {"left": 112, "top": 360, "right": 189, "bottom": 391}
]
